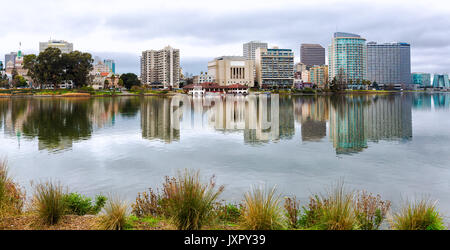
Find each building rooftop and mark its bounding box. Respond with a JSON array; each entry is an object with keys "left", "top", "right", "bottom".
[
  {"left": 334, "top": 32, "right": 361, "bottom": 38},
  {"left": 214, "top": 56, "right": 246, "bottom": 61}
]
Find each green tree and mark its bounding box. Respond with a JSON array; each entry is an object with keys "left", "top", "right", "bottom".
[
  {"left": 62, "top": 51, "right": 93, "bottom": 88},
  {"left": 120, "top": 73, "right": 141, "bottom": 90},
  {"left": 23, "top": 54, "right": 40, "bottom": 88},
  {"left": 37, "top": 47, "right": 64, "bottom": 90},
  {"left": 13, "top": 75, "right": 28, "bottom": 88}
]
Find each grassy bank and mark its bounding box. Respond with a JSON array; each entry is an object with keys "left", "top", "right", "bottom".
[{"left": 0, "top": 162, "right": 447, "bottom": 230}]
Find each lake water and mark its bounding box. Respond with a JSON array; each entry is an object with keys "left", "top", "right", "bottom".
[{"left": 1, "top": 93, "right": 450, "bottom": 217}]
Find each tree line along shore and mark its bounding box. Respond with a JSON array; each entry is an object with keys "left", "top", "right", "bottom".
[{"left": 0, "top": 160, "right": 447, "bottom": 230}]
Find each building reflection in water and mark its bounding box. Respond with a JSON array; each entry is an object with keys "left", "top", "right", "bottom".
[
  {"left": 433, "top": 93, "right": 450, "bottom": 109},
  {"left": 153, "top": 94, "right": 293, "bottom": 144},
  {"left": 0, "top": 97, "right": 140, "bottom": 152},
  {"left": 413, "top": 93, "right": 433, "bottom": 110},
  {"left": 329, "top": 95, "right": 412, "bottom": 154},
  {"left": 0, "top": 94, "right": 416, "bottom": 154},
  {"left": 141, "top": 97, "right": 180, "bottom": 143},
  {"left": 294, "top": 96, "right": 329, "bottom": 142}
]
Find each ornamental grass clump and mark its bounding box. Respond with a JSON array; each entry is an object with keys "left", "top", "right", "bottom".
[
  {"left": 32, "top": 180, "right": 67, "bottom": 225},
  {"left": 240, "top": 186, "right": 286, "bottom": 230},
  {"left": 100, "top": 196, "right": 129, "bottom": 230},
  {"left": 163, "top": 169, "right": 224, "bottom": 230},
  {"left": 319, "top": 182, "right": 357, "bottom": 230},
  {"left": 299, "top": 181, "right": 358, "bottom": 230},
  {"left": 0, "top": 159, "right": 25, "bottom": 217},
  {"left": 390, "top": 198, "right": 446, "bottom": 230}
]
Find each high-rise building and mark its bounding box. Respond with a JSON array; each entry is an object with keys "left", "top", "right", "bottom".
[
  {"left": 4, "top": 52, "right": 17, "bottom": 66},
  {"left": 432, "top": 74, "right": 450, "bottom": 88},
  {"left": 255, "top": 47, "right": 294, "bottom": 88},
  {"left": 300, "top": 44, "right": 325, "bottom": 68},
  {"left": 412, "top": 73, "right": 431, "bottom": 87},
  {"left": 367, "top": 42, "right": 411, "bottom": 88},
  {"left": 310, "top": 65, "right": 329, "bottom": 88},
  {"left": 140, "top": 46, "right": 180, "bottom": 88},
  {"left": 39, "top": 40, "right": 73, "bottom": 53},
  {"left": 243, "top": 41, "right": 268, "bottom": 61},
  {"left": 328, "top": 32, "right": 367, "bottom": 85},
  {"left": 103, "top": 59, "right": 116, "bottom": 74}
]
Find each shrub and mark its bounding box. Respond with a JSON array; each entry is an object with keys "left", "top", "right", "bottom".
[
  {"left": 63, "top": 193, "right": 107, "bottom": 216},
  {"left": 354, "top": 191, "right": 391, "bottom": 230},
  {"left": 132, "top": 188, "right": 162, "bottom": 218},
  {"left": 32, "top": 181, "right": 67, "bottom": 225},
  {"left": 390, "top": 198, "right": 446, "bottom": 230},
  {"left": 215, "top": 203, "right": 242, "bottom": 224},
  {"left": 240, "top": 186, "right": 286, "bottom": 230},
  {"left": 163, "top": 169, "right": 224, "bottom": 230},
  {"left": 100, "top": 196, "right": 129, "bottom": 230},
  {"left": 80, "top": 86, "right": 95, "bottom": 93},
  {"left": 284, "top": 196, "right": 300, "bottom": 229},
  {"left": 0, "top": 159, "right": 25, "bottom": 217},
  {"left": 298, "top": 195, "right": 326, "bottom": 229}
]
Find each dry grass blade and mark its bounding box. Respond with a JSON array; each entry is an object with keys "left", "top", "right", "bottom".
[
  {"left": 32, "top": 180, "right": 67, "bottom": 225},
  {"left": 100, "top": 195, "right": 129, "bottom": 230},
  {"left": 241, "top": 186, "right": 286, "bottom": 230},
  {"left": 390, "top": 198, "right": 446, "bottom": 230}
]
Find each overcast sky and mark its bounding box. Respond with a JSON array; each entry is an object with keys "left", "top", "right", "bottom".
[{"left": 1, "top": 0, "right": 449, "bottom": 75}]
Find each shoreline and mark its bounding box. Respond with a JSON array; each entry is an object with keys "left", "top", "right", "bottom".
[{"left": 0, "top": 90, "right": 447, "bottom": 98}]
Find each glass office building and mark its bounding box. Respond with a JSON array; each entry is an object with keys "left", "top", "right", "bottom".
[
  {"left": 104, "top": 59, "right": 116, "bottom": 74},
  {"left": 328, "top": 32, "right": 366, "bottom": 85},
  {"left": 432, "top": 74, "right": 450, "bottom": 88},
  {"left": 412, "top": 73, "right": 431, "bottom": 87},
  {"left": 367, "top": 42, "right": 411, "bottom": 87}
]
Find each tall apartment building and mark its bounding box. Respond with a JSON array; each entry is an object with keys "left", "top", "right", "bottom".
[
  {"left": 207, "top": 56, "right": 254, "bottom": 87},
  {"left": 140, "top": 46, "right": 180, "bottom": 88},
  {"left": 103, "top": 59, "right": 116, "bottom": 74},
  {"left": 328, "top": 32, "right": 366, "bottom": 85},
  {"left": 412, "top": 73, "right": 431, "bottom": 87},
  {"left": 300, "top": 44, "right": 325, "bottom": 68},
  {"left": 243, "top": 41, "right": 268, "bottom": 61},
  {"left": 310, "top": 65, "right": 329, "bottom": 88},
  {"left": 367, "top": 42, "right": 411, "bottom": 87},
  {"left": 39, "top": 40, "right": 73, "bottom": 53},
  {"left": 255, "top": 47, "right": 294, "bottom": 88}
]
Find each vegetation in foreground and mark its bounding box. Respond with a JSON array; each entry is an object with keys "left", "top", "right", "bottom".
[
  {"left": 390, "top": 198, "right": 446, "bottom": 230},
  {"left": 0, "top": 161, "right": 447, "bottom": 230},
  {"left": 240, "top": 186, "right": 286, "bottom": 230}
]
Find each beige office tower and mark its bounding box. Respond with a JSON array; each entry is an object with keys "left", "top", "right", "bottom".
[
  {"left": 207, "top": 56, "right": 254, "bottom": 87},
  {"left": 39, "top": 40, "right": 73, "bottom": 53},
  {"left": 141, "top": 46, "right": 180, "bottom": 88}
]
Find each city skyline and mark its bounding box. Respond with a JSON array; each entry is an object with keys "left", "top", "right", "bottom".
[{"left": 1, "top": 0, "right": 449, "bottom": 75}]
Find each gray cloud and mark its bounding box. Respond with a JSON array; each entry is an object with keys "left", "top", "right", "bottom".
[{"left": 1, "top": 1, "right": 449, "bottom": 75}]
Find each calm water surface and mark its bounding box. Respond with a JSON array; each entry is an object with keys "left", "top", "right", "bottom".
[{"left": 1, "top": 93, "right": 450, "bottom": 217}]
